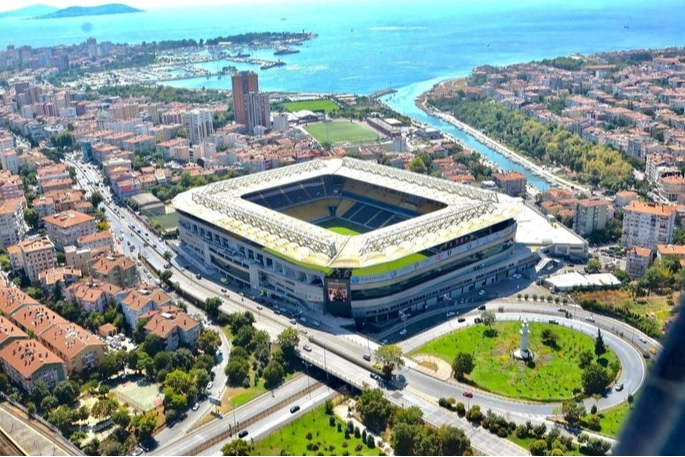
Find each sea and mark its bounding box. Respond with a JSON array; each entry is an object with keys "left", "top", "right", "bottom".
[{"left": 2, "top": 0, "right": 684, "bottom": 189}]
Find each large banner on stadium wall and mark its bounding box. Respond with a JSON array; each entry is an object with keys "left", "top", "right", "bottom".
[
  {"left": 350, "top": 224, "right": 515, "bottom": 285},
  {"left": 324, "top": 278, "right": 352, "bottom": 316}
]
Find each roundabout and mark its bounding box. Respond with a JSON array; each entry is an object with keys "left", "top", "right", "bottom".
[
  {"left": 399, "top": 309, "right": 648, "bottom": 418},
  {"left": 410, "top": 319, "right": 621, "bottom": 402}
]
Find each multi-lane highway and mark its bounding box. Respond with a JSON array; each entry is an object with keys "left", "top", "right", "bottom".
[{"left": 66, "top": 155, "right": 647, "bottom": 454}]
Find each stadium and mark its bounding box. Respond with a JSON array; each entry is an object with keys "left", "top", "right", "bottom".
[{"left": 173, "top": 158, "right": 543, "bottom": 325}]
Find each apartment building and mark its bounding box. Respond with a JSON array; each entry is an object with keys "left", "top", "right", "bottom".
[
  {"left": 38, "top": 267, "right": 82, "bottom": 290},
  {"left": 43, "top": 210, "right": 96, "bottom": 249},
  {"left": 183, "top": 109, "right": 214, "bottom": 145},
  {"left": 77, "top": 230, "right": 112, "bottom": 251},
  {"left": 7, "top": 236, "right": 56, "bottom": 282},
  {"left": 626, "top": 246, "right": 653, "bottom": 279},
  {"left": 142, "top": 305, "right": 200, "bottom": 351},
  {"left": 33, "top": 196, "right": 56, "bottom": 220},
  {"left": 90, "top": 252, "right": 137, "bottom": 288},
  {"left": 0, "top": 171, "right": 24, "bottom": 200},
  {"left": 0, "top": 199, "right": 25, "bottom": 248},
  {"left": 0, "top": 339, "right": 67, "bottom": 392},
  {"left": 492, "top": 171, "right": 527, "bottom": 197},
  {"left": 573, "top": 199, "right": 609, "bottom": 236},
  {"left": 119, "top": 286, "right": 172, "bottom": 328},
  {"left": 0, "top": 150, "right": 18, "bottom": 175},
  {"left": 622, "top": 201, "right": 677, "bottom": 249},
  {"left": 65, "top": 279, "right": 123, "bottom": 313}
]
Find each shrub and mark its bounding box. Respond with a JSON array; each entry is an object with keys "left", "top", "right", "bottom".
[
  {"left": 342, "top": 442, "right": 348, "bottom": 448},
  {"left": 343, "top": 451, "right": 349, "bottom": 456},
  {"left": 438, "top": 398, "right": 449, "bottom": 408},
  {"left": 362, "top": 430, "right": 367, "bottom": 442},
  {"left": 329, "top": 416, "right": 336, "bottom": 427},
  {"left": 355, "top": 444, "right": 363, "bottom": 452},
  {"left": 456, "top": 402, "right": 466, "bottom": 416},
  {"left": 591, "top": 404, "right": 597, "bottom": 415},
  {"left": 530, "top": 439, "right": 548, "bottom": 456},
  {"left": 497, "top": 427, "right": 509, "bottom": 438},
  {"left": 517, "top": 294, "right": 522, "bottom": 300},
  {"left": 447, "top": 397, "right": 456, "bottom": 405},
  {"left": 354, "top": 427, "right": 361, "bottom": 438},
  {"left": 306, "top": 432, "right": 313, "bottom": 441},
  {"left": 337, "top": 423, "right": 342, "bottom": 432},
  {"left": 587, "top": 414, "right": 601, "bottom": 431},
  {"left": 578, "top": 433, "right": 589, "bottom": 444},
  {"left": 515, "top": 425, "right": 528, "bottom": 438},
  {"left": 329, "top": 445, "right": 335, "bottom": 452},
  {"left": 366, "top": 435, "right": 375, "bottom": 449},
  {"left": 324, "top": 399, "right": 333, "bottom": 414},
  {"left": 532, "top": 294, "right": 538, "bottom": 301},
  {"left": 347, "top": 420, "right": 354, "bottom": 432},
  {"left": 344, "top": 430, "right": 350, "bottom": 439}
]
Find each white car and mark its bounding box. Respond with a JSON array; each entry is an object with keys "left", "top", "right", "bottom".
[
  {"left": 639, "top": 337, "right": 648, "bottom": 344},
  {"left": 478, "top": 290, "right": 485, "bottom": 296},
  {"left": 206, "top": 382, "right": 213, "bottom": 391},
  {"left": 399, "top": 329, "right": 407, "bottom": 336},
  {"left": 312, "top": 320, "right": 321, "bottom": 327},
  {"left": 303, "top": 344, "right": 312, "bottom": 352},
  {"left": 191, "top": 402, "right": 200, "bottom": 411},
  {"left": 585, "top": 316, "right": 595, "bottom": 322}
]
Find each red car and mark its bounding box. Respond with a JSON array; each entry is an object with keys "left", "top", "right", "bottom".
[{"left": 462, "top": 391, "right": 473, "bottom": 398}]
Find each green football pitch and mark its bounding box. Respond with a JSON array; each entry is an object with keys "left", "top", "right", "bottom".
[{"left": 304, "top": 120, "right": 381, "bottom": 144}]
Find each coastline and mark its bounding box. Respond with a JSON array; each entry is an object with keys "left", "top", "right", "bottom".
[{"left": 415, "top": 81, "right": 591, "bottom": 195}]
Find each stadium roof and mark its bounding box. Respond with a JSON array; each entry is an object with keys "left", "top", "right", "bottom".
[{"left": 173, "top": 158, "right": 519, "bottom": 270}]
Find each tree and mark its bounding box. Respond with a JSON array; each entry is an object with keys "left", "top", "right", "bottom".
[
  {"left": 541, "top": 328, "right": 558, "bottom": 347},
  {"left": 159, "top": 270, "right": 172, "bottom": 281},
  {"left": 233, "top": 325, "right": 255, "bottom": 351},
  {"left": 585, "top": 437, "right": 612, "bottom": 456},
  {"left": 530, "top": 439, "right": 548, "bottom": 456},
  {"left": 53, "top": 380, "right": 79, "bottom": 405},
  {"left": 438, "top": 425, "right": 471, "bottom": 456},
  {"left": 357, "top": 388, "right": 392, "bottom": 434},
  {"left": 277, "top": 327, "right": 300, "bottom": 358},
  {"left": 221, "top": 439, "right": 253, "bottom": 456},
  {"left": 163, "top": 250, "right": 172, "bottom": 261},
  {"left": 560, "top": 400, "right": 586, "bottom": 426},
  {"left": 586, "top": 257, "right": 601, "bottom": 273},
  {"left": 47, "top": 406, "right": 75, "bottom": 434},
  {"left": 373, "top": 344, "right": 405, "bottom": 379},
  {"left": 198, "top": 330, "right": 221, "bottom": 356},
  {"left": 579, "top": 349, "right": 594, "bottom": 369},
  {"left": 96, "top": 219, "right": 110, "bottom": 232},
  {"left": 582, "top": 363, "right": 610, "bottom": 395},
  {"left": 392, "top": 405, "right": 424, "bottom": 427},
  {"left": 164, "top": 369, "right": 197, "bottom": 397},
  {"left": 88, "top": 191, "right": 104, "bottom": 209},
  {"left": 31, "top": 379, "right": 51, "bottom": 406},
  {"left": 91, "top": 398, "right": 116, "bottom": 419},
  {"left": 225, "top": 358, "right": 250, "bottom": 386},
  {"left": 262, "top": 360, "right": 285, "bottom": 388},
  {"left": 23, "top": 207, "right": 39, "bottom": 229},
  {"left": 451, "top": 352, "right": 475, "bottom": 380},
  {"left": 594, "top": 328, "right": 606, "bottom": 356},
  {"left": 408, "top": 156, "right": 427, "bottom": 174},
  {"left": 480, "top": 310, "right": 496, "bottom": 331},
  {"left": 143, "top": 334, "right": 164, "bottom": 358},
  {"left": 252, "top": 329, "right": 271, "bottom": 362},
  {"left": 205, "top": 297, "right": 222, "bottom": 319},
  {"left": 112, "top": 407, "right": 131, "bottom": 428},
  {"left": 391, "top": 422, "right": 420, "bottom": 456},
  {"left": 131, "top": 411, "right": 157, "bottom": 440},
  {"left": 627, "top": 393, "right": 634, "bottom": 408},
  {"left": 40, "top": 395, "right": 59, "bottom": 411},
  {"left": 190, "top": 368, "right": 211, "bottom": 394},
  {"left": 99, "top": 352, "right": 121, "bottom": 379}
]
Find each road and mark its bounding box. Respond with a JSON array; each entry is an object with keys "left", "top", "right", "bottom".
[
  {"left": 67, "top": 157, "right": 232, "bottom": 436},
  {"left": 151, "top": 375, "right": 317, "bottom": 456},
  {"left": 198, "top": 385, "right": 335, "bottom": 456},
  {"left": 66, "top": 154, "right": 646, "bottom": 454}
]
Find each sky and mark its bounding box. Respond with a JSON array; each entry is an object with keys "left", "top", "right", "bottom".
[{"left": 0, "top": 0, "right": 301, "bottom": 12}]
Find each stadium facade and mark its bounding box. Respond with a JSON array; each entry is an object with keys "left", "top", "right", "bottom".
[{"left": 173, "top": 158, "right": 539, "bottom": 323}]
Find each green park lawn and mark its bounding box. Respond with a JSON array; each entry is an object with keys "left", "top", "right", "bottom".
[
  {"left": 411, "top": 321, "right": 620, "bottom": 401},
  {"left": 580, "top": 402, "right": 631, "bottom": 438},
  {"left": 283, "top": 99, "right": 339, "bottom": 114},
  {"left": 305, "top": 121, "right": 381, "bottom": 144},
  {"left": 251, "top": 405, "right": 380, "bottom": 456}
]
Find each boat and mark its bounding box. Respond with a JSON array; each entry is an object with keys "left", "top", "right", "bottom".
[
  {"left": 274, "top": 48, "right": 300, "bottom": 56},
  {"left": 260, "top": 60, "right": 286, "bottom": 70}
]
